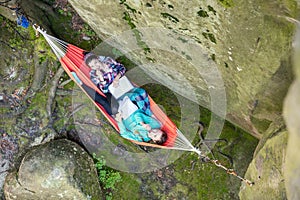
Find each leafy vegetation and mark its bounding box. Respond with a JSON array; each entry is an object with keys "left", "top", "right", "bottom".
[{"left": 93, "top": 154, "right": 122, "bottom": 200}]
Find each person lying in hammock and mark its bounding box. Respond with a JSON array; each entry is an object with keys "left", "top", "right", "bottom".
[
  {"left": 84, "top": 52, "right": 153, "bottom": 116},
  {"left": 115, "top": 96, "right": 167, "bottom": 144},
  {"left": 84, "top": 52, "right": 126, "bottom": 92},
  {"left": 84, "top": 52, "right": 125, "bottom": 115}
]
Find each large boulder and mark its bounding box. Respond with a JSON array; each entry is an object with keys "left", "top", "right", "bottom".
[
  {"left": 68, "top": 0, "right": 299, "bottom": 138},
  {"left": 3, "top": 139, "right": 103, "bottom": 200}
]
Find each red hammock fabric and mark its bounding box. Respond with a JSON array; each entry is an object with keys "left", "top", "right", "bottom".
[{"left": 60, "top": 44, "right": 177, "bottom": 148}]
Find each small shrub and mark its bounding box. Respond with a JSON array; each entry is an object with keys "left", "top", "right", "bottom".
[{"left": 93, "top": 153, "right": 122, "bottom": 199}]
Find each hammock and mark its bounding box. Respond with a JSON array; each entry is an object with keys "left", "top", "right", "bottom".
[
  {"left": 34, "top": 25, "right": 199, "bottom": 153},
  {"left": 33, "top": 25, "right": 255, "bottom": 186}
]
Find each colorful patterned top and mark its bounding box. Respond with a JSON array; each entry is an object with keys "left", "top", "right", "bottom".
[{"left": 90, "top": 56, "right": 126, "bottom": 93}]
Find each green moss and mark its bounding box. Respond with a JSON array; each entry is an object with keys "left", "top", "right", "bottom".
[
  {"left": 34, "top": 35, "right": 57, "bottom": 61},
  {"left": 197, "top": 9, "right": 209, "bottom": 18},
  {"left": 161, "top": 13, "right": 179, "bottom": 23},
  {"left": 46, "top": 8, "right": 100, "bottom": 49},
  {"left": 26, "top": 90, "right": 48, "bottom": 113},
  {"left": 113, "top": 173, "right": 140, "bottom": 199},
  {"left": 0, "top": 113, "right": 16, "bottom": 134},
  {"left": 123, "top": 3, "right": 137, "bottom": 13},
  {"left": 123, "top": 11, "right": 136, "bottom": 29},
  {"left": 225, "top": 62, "right": 229, "bottom": 68},
  {"left": 119, "top": 0, "right": 126, "bottom": 4},
  {"left": 211, "top": 54, "right": 216, "bottom": 61},
  {"left": 8, "top": 37, "right": 23, "bottom": 49},
  {"left": 115, "top": 55, "right": 135, "bottom": 70},
  {"left": 134, "top": 29, "right": 151, "bottom": 54},
  {"left": 208, "top": 5, "right": 217, "bottom": 15},
  {"left": 169, "top": 120, "right": 258, "bottom": 200},
  {"left": 111, "top": 48, "right": 123, "bottom": 58},
  {"left": 202, "top": 32, "right": 216, "bottom": 44},
  {"left": 217, "top": 0, "right": 234, "bottom": 8},
  {"left": 250, "top": 117, "right": 272, "bottom": 133}
]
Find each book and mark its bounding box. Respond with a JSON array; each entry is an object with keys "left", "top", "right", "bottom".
[{"left": 109, "top": 76, "right": 135, "bottom": 99}]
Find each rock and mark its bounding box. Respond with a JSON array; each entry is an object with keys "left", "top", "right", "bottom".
[
  {"left": 0, "top": 158, "right": 9, "bottom": 197},
  {"left": 283, "top": 80, "right": 300, "bottom": 200},
  {"left": 3, "top": 139, "right": 103, "bottom": 200},
  {"left": 0, "top": 0, "right": 18, "bottom": 22},
  {"left": 68, "top": 0, "right": 298, "bottom": 138},
  {"left": 82, "top": 36, "right": 91, "bottom": 41},
  {"left": 283, "top": 26, "right": 300, "bottom": 200},
  {"left": 238, "top": 131, "right": 287, "bottom": 200}
]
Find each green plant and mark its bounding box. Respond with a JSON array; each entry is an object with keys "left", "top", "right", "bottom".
[
  {"left": 93, "top": 154, "right": 122, "bottom": 199},
  {"left": 81, "top": 24, "right": 97, "bottom": 37},
  {"left": 58, "top": 8, "right": 65, "bottom": 15}
]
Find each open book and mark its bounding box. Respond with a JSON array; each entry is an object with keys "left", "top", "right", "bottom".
[{"left": 108, "top": 76, "right": 135, "bottom": 99}]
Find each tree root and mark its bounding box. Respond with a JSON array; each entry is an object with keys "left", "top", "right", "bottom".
[{"left": 46, "top": 67, "right": 64, "bottom": 125}]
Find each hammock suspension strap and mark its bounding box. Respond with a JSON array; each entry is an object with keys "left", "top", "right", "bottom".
[
  {"left": 196, "top": 149, "right": 254, "bottom": 186},
  {"left": 193, "top": 122, "right": 254, "bottom": 186}
]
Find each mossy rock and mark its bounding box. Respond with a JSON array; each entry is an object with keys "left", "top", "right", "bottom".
[
  {"left": 239, "top": 131, "right": 288, "bottom": 200},
  {"left": 4, "top": 139, "right": 103, "bottom": 200}
]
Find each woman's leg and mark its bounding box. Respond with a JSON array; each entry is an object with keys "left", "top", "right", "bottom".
[
  {"left": 127, "top": 87, "right": 152, "bottom": 116},
  {"left": 81, "top": 84, "right": 113, "bottom": 115},
  {"left": 106, "top": 92, "right": 119, "bottom": 115}
]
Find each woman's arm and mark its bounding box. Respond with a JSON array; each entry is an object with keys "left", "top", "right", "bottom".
[
  {"left": 141, "top": 113, "right": 161, "bottom": 129},
  {"left": 117, "top": 121, "right": 143, "bottom": 142},
  {"left": 116, "top": 113, "right": 143, "bottom": 142},
  {"left": 134, "top": 112, "right": 161, "bottom": 129}
]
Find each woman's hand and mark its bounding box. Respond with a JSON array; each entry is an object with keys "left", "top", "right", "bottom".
[
  {"left": 112, "top": 73, "right": 121, "bottom": 87},
  {"left": 95, "top": 69, "right": 104, "bottom": 81},
  {"left": 141, "top": 123, "right": 151, "bottom": 131},
  {"left": 115, "top": 112, "right": 122, "bottom": 122},
  {"left": 115, "top": 73, "right": 121, "bottom": 80},
  {"left": 112, "top": 78, "right": 119, "bottom": 87}
]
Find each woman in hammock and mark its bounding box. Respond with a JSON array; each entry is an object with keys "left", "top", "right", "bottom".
[
  {"left": 115, "top": 96, "right": 168, "bottom": 144},
  {"left": 84, "top": 52, "right": 153, "bottom": 117},
  {"left": 84, "top": 52, "right": 125, "bottom": 115}
]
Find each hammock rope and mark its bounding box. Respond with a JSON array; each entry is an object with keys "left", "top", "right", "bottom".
[
  {"left": 33, "top": 24, "right": 198, "bottom": 152},
  {"left": 34, "top": 25, "right": 253, "bottom": 186}
]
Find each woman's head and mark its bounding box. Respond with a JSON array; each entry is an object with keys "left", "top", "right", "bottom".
[
  {"left": 84, "top": 53, "right": 103, "bottom": 70},
  {"left": 148, "top": 129, "right": 168, "bottom": 145}
]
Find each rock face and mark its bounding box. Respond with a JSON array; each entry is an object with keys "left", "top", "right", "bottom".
[
  {"left": 4, "top": 139, "right": 103, "bottom": 200},
  {"left": 239, "top": 21, "right": 300, "bottom": 200},
  {"left": 238, "top": 131, "right": 288, "bottom": 199},
  {"left": 68, "top": 0, "right": 298, "bottom": 138},
  {"left": 284, "top": 80, "right": 300, "bottom": 200},
  {"left": 65, "top": 1, "right": 299, "bottom": 198},
  {"left": 283, "top": 26, "right": 300, "bottom": 200}
]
